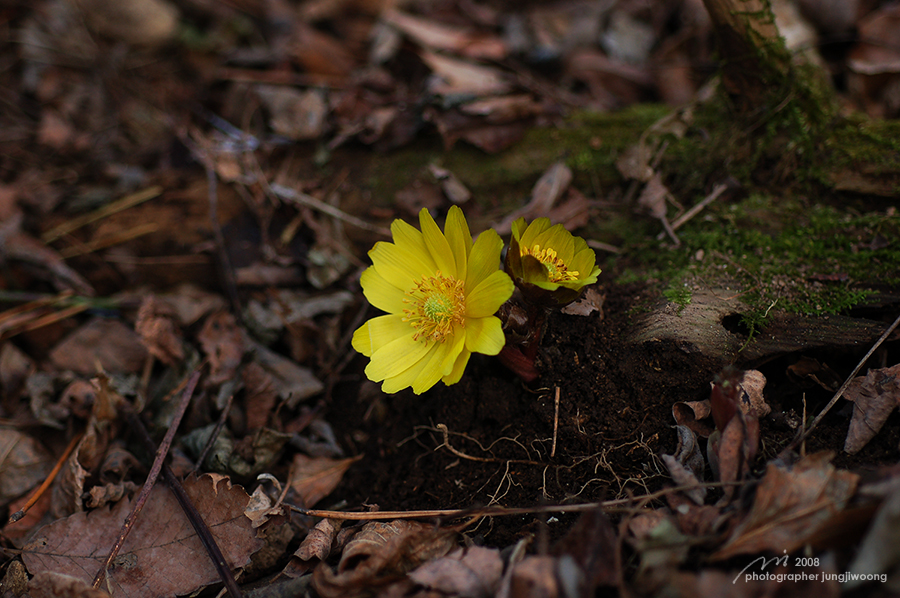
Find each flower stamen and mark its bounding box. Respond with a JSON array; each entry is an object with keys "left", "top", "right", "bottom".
[
  {"left": 403, "top": 272, "right": 465, "bottom": 342},
  {"left": 521, "top": 244, "right": 580, "bottom": 282}
]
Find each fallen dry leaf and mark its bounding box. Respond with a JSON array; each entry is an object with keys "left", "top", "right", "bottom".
[
  {"left": 713, "top": 452, "right": 859, "bottom": 560},
  {"left": 786, "top": 356, "right": 843, "bottom": 391},
  {"left": 672, "top": 399, "right": 714, "bottom": 438},
  {"left": 290, "top": 454, "right": 361, "bottom": 508},
  {"left": 495, "top": 161, "right": 573, "bottom": 234},
  {"left": 561, "top": 287, "right": 604, "bottom": 316},
  {"left": 22, "top": 474, "right": 263, "bottom": 598},
  {"left": 1, "top": 340, "right": 35, "bottom": 407},
  {"left": 739, "top": 370, "right": 770, "bottom": 417},
  {"left": 1, "top": 225, "right": 95, "bottom": 296},
  {"left": 844, "top": 481, "right": 900, "bottom": 589},
  {"left": 134, "top": 295, "right": 184, "bottom": 366},
  {"left": 52, "top": 378, "right": 121, "bottom": 518},
  {"left": 662, "top": 453, "right": 706, "bottom": 506},
  {"left": 545, "top": 187, "right": 593, "bottom": 232},
  {"left": 76, "top": 0, "right": 179, "bottom": 47},
  {"left": 428, "top": 164, "right": 472, "bottom": 205},
  {"left": 409, "top": 545, "right": 503, "bottom": 598},
  {"left": 242, "top": 362, "right": 278, "bottom": 430},
  {"left": 848, "top": 4, "right": 900, "bottom": 117},
  {"left": 248, "top": 340, "right": 324, "bottom": 407},
  {"left": 297, "top": 518, "right": 342, "bottom": 562},
  {"left": 628, "top": 510, "right": 690, "bottom": 575},
  {"left": 289, "top": 20, "right": 357, "bottom": 78},
  {"left": 843, "top": 363, "right": 900, "bottom": 454},
  {"left": 28, "top": 570, "right": 112, "bottom": 598},
  {"left": 382, "top": 9, "right": 506, "bottom": 60},
  {"left": 198, "top": 311, "right": 245, "bottom": 386},
  {"left": 637, "top": 172, "right": 670, "bottom": 220},
  {"left": 313, "top": 519, "right": 457, "bottom": 598},
  {"left": 497, "top": 555, "right": 558, "bottom": 598},
  {"left": 552, "top": 507, "right": 619, "bottom": 589},
  {"left": 0, "top": 429, "right": 52, "bottom": 507},
  {"left": 256, "top": 86, "right": 329, "bottom": 141},
  {"left": 420, "top": 50, "right": 511, "bottom": 97},
  {"left": 707, "top": 368, "right": 760, "bottom": 503},
  {"left": 49, "top": 317, "right": 147, "bottom": 375},
  {"left": 158, "top": 284, "right": 227, "bottom": 327}
]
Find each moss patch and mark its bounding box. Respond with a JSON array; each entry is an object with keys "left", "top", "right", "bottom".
[
  {"left": 358, "top": 104, "right": 669, "bottom": 219},
  {"left": 617, "top": 193, "right": 900, "bottom": 334}
]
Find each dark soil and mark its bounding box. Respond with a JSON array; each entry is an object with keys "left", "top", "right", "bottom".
[{"left": 327, "top": 279, "right": 900, "bottom": 548}]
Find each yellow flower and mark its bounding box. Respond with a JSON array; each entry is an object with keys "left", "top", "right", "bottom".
[
  {"left": 352, "top": 207, "right": 514, "bottom": 394},
  {"left": 506, "top": 217, "right": 601, "bottom": 306}
]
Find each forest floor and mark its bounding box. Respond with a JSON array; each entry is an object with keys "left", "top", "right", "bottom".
[{"left": 1, "top": 1, "right": 900, "bottom": 597}]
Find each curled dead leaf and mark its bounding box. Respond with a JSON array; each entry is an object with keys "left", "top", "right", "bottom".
[
  {"left": 313, "top": 519, "right": 457, "bottom": 598},
  {"left": 561, "top": 287, "right": 605, "bottom": 317},
  {"left": 843, "top": 363, "right": 900, "bottom": 454},
  {"left": 672, "top": 399, "right": 714, "bottom": 438},
  {"left": 408, "top": 546, "right": 503, "bottom": 597},
  {"left": 713, "top": 452, "right": 859, "bottom": 560},
  {"left": 297, "top": 518, "right": 341, "bottom": 561}
]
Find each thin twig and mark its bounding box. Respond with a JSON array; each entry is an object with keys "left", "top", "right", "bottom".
[
  {"left": 42, "top": 186, "right": 162, "bottom": 243},
  {"left": 58, "top": 223, "right": 158, "bottom": 258},
  {"left": 92, "top": 370, "right": 201, "bottom": 589},
  {"left": 192, "top": 392, "right": 235, "bottom": 475},
  {"left": 8, "top": 432, "right": 83, "bottom": 523},
  {"left": 785, "top": 312, "right": 900, "bottom": 454},
  {"left": 206, "top": 165, "right": 243, "bottom": 324},
  {"left": 586, "top": 240, "right": 622, "bottom": 254},
  {"left": 269, "top": 183, "right": 391, "bottom": 236},
  {"left": 656, "top": 182, "right": 728, "bottom": 240},
  {"left": 551, "top": 387, "right": 560, "bottom": 458},
  {"left": 123, "top": 404, "right": 243, "bottom": 598},
  {"left": 287, "top": 480, "right": 744, "bottom": 521}
]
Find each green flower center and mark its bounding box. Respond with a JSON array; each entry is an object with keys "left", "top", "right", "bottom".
[
  {"left": 521, "top": 244, "right": 579, "bottom": 283},
  {"left": 403, "top": 272, "right": 465, "bottom": 342}
]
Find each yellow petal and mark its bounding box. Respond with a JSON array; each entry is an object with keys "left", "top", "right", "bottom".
[
  {"left": 370, "top": 242, "right": 434, "bottom": 291},
  {"left": 439, "top": 327, "right": 466, "bottom": 373},
  {"left": 465, "top": 315, "right": 505, "bottom": 355},
  {"left": 570, "top": 248, "right": 598, "bottom": 280},
  {"left": 419, "top": 208, "right": 456, "bottom": 278},
  {"left": 351, "top": 314, "right": 409, "bottom": 357},
  {"left": 444, "top": 206, "right": 472, "bottom": 279},
  {"left": 510, "top": 217, "right": 528, "bottom": 242},
  {"left": 390, "top": 218, "right": 437, "bottom": 272},
  {"left": 520, "top": 218, "right": 551, "bottom": 249},
  {"left": 412, "top": 333, "right": 463, "bottom": 394},
  {"left": 534, "top": 224, "right": 574, "bottom": 262},
  {"left": 381, "top": 342, "right": 439, "bottom": 394},
  {"left": 360, "top": 267, "right": 406, "bottom": 314},
  {"left": 465, "top": 228, "right": 503, "bottom": 294},
  {"left": 466, "top": 270, "right": 514, "bottom": 318},
  {"left": 366, "top": 333, "right": 431, "bottom": 381},
  {"left": 442, "top": 349, "right": 471, "bottom": 386}
]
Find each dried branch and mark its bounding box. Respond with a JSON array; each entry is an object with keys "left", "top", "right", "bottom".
[{"left": 92, "top": 369, "right": 201, "bottom": 589}]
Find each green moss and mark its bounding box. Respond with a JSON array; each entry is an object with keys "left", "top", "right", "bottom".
[
  {"left": 663, "top": 283, "right": 693, "bottom": 313},
  {"left": 360, "top": 104, "right": 669, "bottom": 220},
  {"left": 617, "top": 193, "right": 900, "bottom": 332}
]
